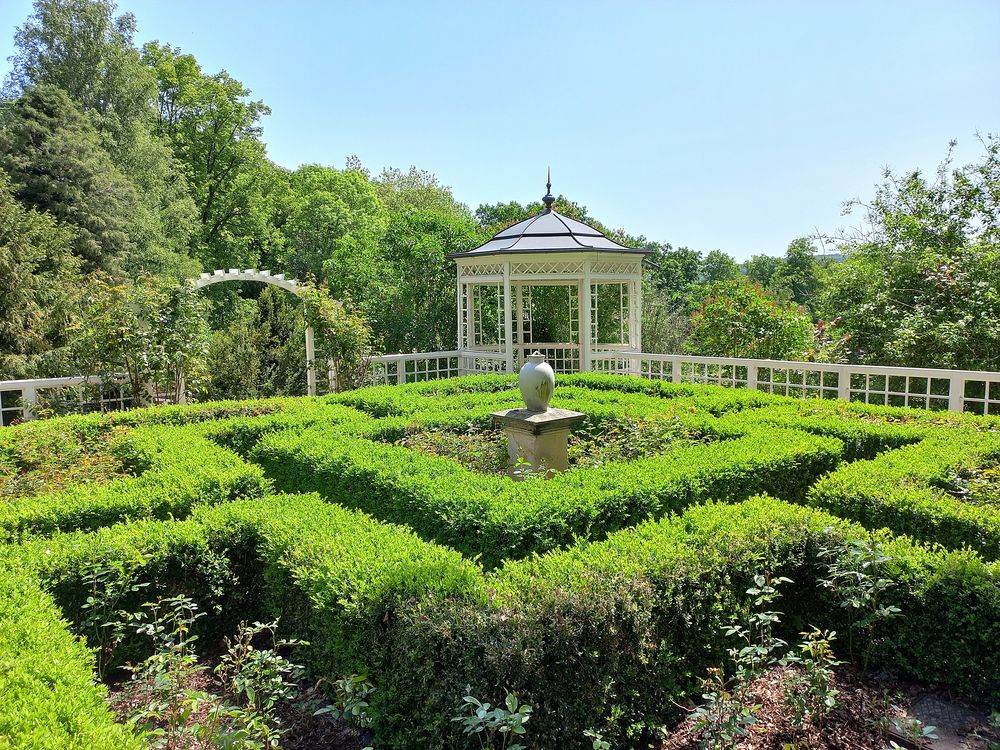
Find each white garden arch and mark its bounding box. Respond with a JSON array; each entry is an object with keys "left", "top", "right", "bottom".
[{"left": 186, "top": 268, "right": 317, "bottom": 400}]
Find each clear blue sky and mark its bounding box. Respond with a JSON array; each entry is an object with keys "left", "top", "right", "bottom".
[{"left": 2, "top": 1, "right": 998, "bottom": 260}]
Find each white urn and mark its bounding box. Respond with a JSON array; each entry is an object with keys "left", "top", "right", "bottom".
[{"left": 519, "top": 351, "right": 555, "bottom": 412}]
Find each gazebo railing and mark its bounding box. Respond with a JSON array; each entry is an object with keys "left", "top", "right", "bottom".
[
  {"left": 514, "top": 343, "right": 580, "bottom": 373},
  {"left": 366, "top": 351, "right": 462, "bottom": 385}
]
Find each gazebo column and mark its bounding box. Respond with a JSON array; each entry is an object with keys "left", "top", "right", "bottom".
[
  {"left": 631, "top": 276, "right": 643, "bottom": 351},
  {"left": 514, "top": 281, "right": 525, "bottom": 366},
  {"left": 503, "top": 262, "right": 514, "bottom": 372},
  {"left": 580, "top": 259, "right": 593, "bottom": 372}
]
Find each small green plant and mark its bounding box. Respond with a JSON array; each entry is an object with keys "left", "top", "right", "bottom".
[
  {"left": 725, "top": 573, "right": 791, "bottom": 687},
  {"left": 215, "top": 619, "right": 306, "bottom": 749},
  {"left": 314, "top": 673, "right": 376, "bottom": 729},
  {"left": 584, "top": 728, "right": 612, "bottom": 749},
  {"left": 119, "top": 595, "right": 219, "bottom": 749},
  {"left": 780, "top": 628, "right": 842, "bottom": 730},
  {"left": 819, "top": 537, "right": 901, "bottom": 669},
  {"left": 886, "top": 716, "right": 939, "bottom": 748},
  {"left": 79, "top": 557, "right": 150, "bottom": 679},
  {"left": 691, "top": 573, "right": 789, "bottom": 749},
  {"left": 690, "top": 668, "right": 760, "bottom": 750},
  {"left": 452, "top": 689, "right": 532, "bottom": 750},
  {"left": 118, "top": 597, "right": 306, "bottom": 749}
]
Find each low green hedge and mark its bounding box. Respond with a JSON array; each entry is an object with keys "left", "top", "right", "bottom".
[
  {"left": 0, "top": 424, "right": 271, "bottom": 542},
  {"left": 253, "top": 422, "right": 842, "bottom": 566},
  {"left": 807, "top": 431, "right": 1000, "bottom": 559},
  {"left": 722, "top": 403, "right": 927, "bottom": 461},
  {"left": 0, "top": 570, "right": 143, "bottom": 749},
  {"left": 6, "top": 492, "right": 485, "bottom": 684},
  {"left": 380, "top": 496, "right": 1000, "bottom": 749},
  {"left": 4, "top": 491, "right": 997, "bottom": 749}
]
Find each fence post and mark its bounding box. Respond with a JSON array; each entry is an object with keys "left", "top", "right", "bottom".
[
  {"left": 671, "top": 356, "right": 682, "bottom": 384},
  {"left": 948, "top": 376, "right": 964, "bottom": 412},
  {"left": 837, "top": 367, "right": 851, "bottom": 402},
  {"left": 20, "top": 386, "right": 37, "bottom": 421},
  {"left": 746, "top": 364, "right": 758, "bottom": 391},
  {"left": 396, "top": 361, "right": 405, "bottom": 385}
]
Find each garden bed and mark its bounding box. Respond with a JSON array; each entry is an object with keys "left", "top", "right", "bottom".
[{"left": 2, "top": 375, "right": 1000, "bottom": 748}]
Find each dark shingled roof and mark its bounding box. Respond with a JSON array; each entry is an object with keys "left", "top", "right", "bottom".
[{"left": 449, "top": 178, "right": 650, "bottom": 259}]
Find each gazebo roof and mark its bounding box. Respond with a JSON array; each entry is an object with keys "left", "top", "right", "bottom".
[{"left": 448, "top": 178, "right": 650, "bottom": 259}]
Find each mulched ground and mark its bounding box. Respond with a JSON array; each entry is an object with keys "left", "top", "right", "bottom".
[
  {"left": 660, "top": 665, "right": 996, "bottom": 750},
  {"left": 107, "top": 665, "right": 367, "bottom": 750}
]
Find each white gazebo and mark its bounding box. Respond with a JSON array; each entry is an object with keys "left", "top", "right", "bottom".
[{"left": 449, "top": 177, "right": 650, "bottom": 374}]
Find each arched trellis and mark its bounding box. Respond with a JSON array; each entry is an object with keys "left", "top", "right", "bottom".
[{"left": 183, "top": 268, "right": 317, "bottom": 402}]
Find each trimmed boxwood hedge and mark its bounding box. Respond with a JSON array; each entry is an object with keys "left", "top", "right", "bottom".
[
  {"left": 2, "top": 492, "right": 997, "bottom": 749},
  {"left": 0, "top": 570, "right": 143, "bottom": 749},
  {"left": 807, "top": 430, "right": 1000, "bottom": 559},
  {"left": 5, "top": 492, "right": 485, "bottom": 680},
  {"left": 252, "top": 422, "right": 843, "bottom": 566},
  {"left": 380, "top": 496, "right": 1000, "bottom": 748},
  {"left": 0, "top": 424, "right": 271, "bottom": 542},
  {"left": 3, "top": 375, "right": 1000, "bottom": 748}
]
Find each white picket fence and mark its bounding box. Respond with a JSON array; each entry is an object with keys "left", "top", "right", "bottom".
[
  {"left": 4, "top": 352, "right": 1000, "bottom": 425},
  {"left": 367, "top": 350, "right": 1000, "bottom": 415}
]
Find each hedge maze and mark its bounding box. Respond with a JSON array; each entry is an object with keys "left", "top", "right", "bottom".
[{"left": 1, "top": 374, "right": 998, "bottom": 748}]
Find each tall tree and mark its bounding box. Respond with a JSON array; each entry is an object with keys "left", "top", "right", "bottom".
[
  {"left": 4, "top": 0, "right": 154, "bottom": 146},
  {"left": 3, "top": 0, "right": 199, "bottom": 275},
  {"left": 686, "top": 278, "right": 813, "bottom": 360},
  {"left": 820, "top": 136, "right": 1000, "bottom": 369},
  {"left": 373, "top": 165, "right": 471, "bottom": 219},
  {"left": 0, "top": 168, "right": 81, "bottom": 379},
  {"left": 0, "top": 85, "right": 139, "bottom": 271},
  {"left": 281, "top": 165, "right": 388, "bottom": 285},
  {"left": 376, "top": 208, "right": 481, "bottom": 352},
  {"left": 142, "top": 42, "right": 273, "bottom": 269}
]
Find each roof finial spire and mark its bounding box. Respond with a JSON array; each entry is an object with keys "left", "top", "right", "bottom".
[{"left": 542, "top": 167, "right": 554, "bottom": 211}]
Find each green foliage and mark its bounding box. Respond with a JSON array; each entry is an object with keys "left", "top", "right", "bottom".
[
  {"left": 4, "top": 0, "right": 155, "bottom": 145},
  {"left": 686, "top": 277, "right": 814, "bottom": 359},
  {"left": 374, "top": 208, "right": 481, "bottom": 352},
  {"left": 690, "top": 667, "right": 760, "bottom": 750},
  {"left": 818, "top": 539, "right": 901, "bottom": 669},
  {"left": 68, "top": 272, "right": 212, "bottom": 404},
  {"left": 0, "top": 168, "right": 81, "bottom": 378},
  {"left": 0, "top": 84, "right": 142, "bottom": 270},
  {"left": 3, "top": 0, "right": 199, "bottom": 276},
  {"left": 252, "top": 414, "right": 841, "bottom": 567},
  {"left": 298, "top": 278, "right": 373, "bottom": 390},
  {"left": 452, "top": 691, "right": 532, "bottom": 750},
  {"left": 0, "top": 422, "right": 270, "bottom": 541},
  {"left": 0, "top": 569, "right": 144, "bottom": 749},
  {"left": 3, "top": 379, "right": 1000, "bottom": 748},
  {"left": 204, "top": 287, "right": 307, "bottom": 400},
  {"left": 142, "top": 42, "right": 274, "bottom": 270},
  {"left": 807, "top": 431, "right": 1000, "bottom": 558},
  {"left": 780, "top": 628, "right": 842, "bottom": 731},
  {"left": 819, "top": 136, "right": 1000, "bottom": 370},
  {"left": 281, "top": 164, "right": 387, "bottom": 284},
  {"left": 314, "top": 674, "right": 376, "bottom": 729}
]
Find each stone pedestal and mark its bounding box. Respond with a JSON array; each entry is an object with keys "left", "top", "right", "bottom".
[{"left": 491, "top": 407, "right": 585, "bottom": 478}]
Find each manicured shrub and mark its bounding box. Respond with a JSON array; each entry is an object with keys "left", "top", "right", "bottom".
[
  {"left": 0, "top": 570, "right": 143, "bottom": 749},
  {"left": 807, "top": 431, "right": 1000, "bottom": 558},
  {"left": 0, "top": 424, "right": 271, "bottom": 541},
  {"left": 379, "top": 496, "right": 1000, "bottom": 748},
  {"left": 253, "top": 423, "right": 842, "bottom": 566}
]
